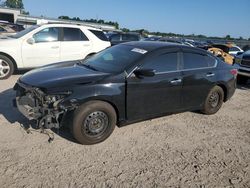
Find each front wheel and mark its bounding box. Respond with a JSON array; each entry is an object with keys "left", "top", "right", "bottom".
[
  {"left": 0, "top": 55, "right": 14, "bottom": 80},
  {"left": 71, "top": 101, "right": 116, "bottom": 145},
  {"left": 202, "top": 86, "right": 224, "bottom": 115}
]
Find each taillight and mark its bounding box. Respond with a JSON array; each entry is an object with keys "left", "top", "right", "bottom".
[{"left": 230, "top": 69, "right": 238, "bottom": 77}]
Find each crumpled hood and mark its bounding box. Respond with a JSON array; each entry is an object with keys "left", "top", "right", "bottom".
[{"left": 19, "top": 60, "right": 110, "bottom": 89}]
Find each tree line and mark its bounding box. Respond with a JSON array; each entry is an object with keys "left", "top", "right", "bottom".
[{"left": 58, "top": 16, "right": 119, "bottom": 29}]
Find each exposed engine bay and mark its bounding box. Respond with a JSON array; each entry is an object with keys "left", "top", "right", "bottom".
[{"left": 14, "top": 82, "right": 74, "bottom": 129}]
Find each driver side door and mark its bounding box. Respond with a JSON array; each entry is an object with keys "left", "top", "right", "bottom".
[
  {"left": 21, "top": 27, "right": 61, "bottom": 68},
  {"left": 126, "top": 49, "right": 183, "bottom": 120}
]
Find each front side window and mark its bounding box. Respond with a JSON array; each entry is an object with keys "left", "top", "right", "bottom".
[
  {"left": 141, "top": 53, "right": 178, "bottom": 73},
  {"left": 63, "top": 28, "right": 88, "bottom": 41},
  {"left": 183, "top": 53, "right": 216, "bottom": 70},
  {"left": 33, "top": 27, "right": 59, "bottom": 43}
]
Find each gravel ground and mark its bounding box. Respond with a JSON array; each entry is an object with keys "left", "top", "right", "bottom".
[{"left": 0, "top": 75, "right": 250, "bottom": 188}]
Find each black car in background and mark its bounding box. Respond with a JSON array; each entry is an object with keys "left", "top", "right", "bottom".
[
  {"left": 14, "top": 42, "right": 237, "bottom": 145},
  {"left": 234, "top": 50, "right": 250, "bottom": 84},
  {"left": 108, "top": 32, "right": 141, "bottom": 45}
]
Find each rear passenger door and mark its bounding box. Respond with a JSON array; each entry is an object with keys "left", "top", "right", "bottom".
[
  {"left": 60, "top": 27, "right": 92, "bottom": 61},
  {"left": 181, "top": 49, "right": 218, "bottom": 109}
]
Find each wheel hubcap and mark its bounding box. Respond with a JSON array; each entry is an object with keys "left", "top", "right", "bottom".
[
  {"left": 0, "top": 59, "right": 10, "bottom": 78},
  {"left": 209, "top": 92, "right": 220, "bottom": 108},
  {"left": 83, "top": 111, "right": 109, "bottom": 137}
]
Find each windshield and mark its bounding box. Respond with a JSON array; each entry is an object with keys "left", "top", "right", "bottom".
[
  {"left": 83, "top": 45, "right": 147, "bottom": 73},
  {"left": 10, "top": 25, "right": 40, "bottom": 39}
]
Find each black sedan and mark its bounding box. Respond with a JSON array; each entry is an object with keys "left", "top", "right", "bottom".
[{"left": 14, "top": 42, "right": 237, "bottom": 145}]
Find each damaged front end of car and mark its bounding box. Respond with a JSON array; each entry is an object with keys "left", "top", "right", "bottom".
[{"left": 14, "top": 81, "right": 76, "bottom": 129}]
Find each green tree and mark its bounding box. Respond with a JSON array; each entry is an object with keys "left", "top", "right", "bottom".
[
  {"left": 225, "top": 35, "right": 231, "bottom": 40},
  {"left": 121, "top": 28, "right": 130, "bottom": 32},
  {"left": 5, "top": 0, "right": 24, "bottom": 9},
  {"left": 21, "top": 10, "right": 29, "bottom": 15},
  {"left": 58, "top": 16, "right": 70, "bottom": 20}
]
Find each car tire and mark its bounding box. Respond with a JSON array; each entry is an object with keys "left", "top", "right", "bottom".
[
  {"left": 237, "top": 75, "right": 248, "bottom": 85},
  {"left": 202, "top": 86, "right": 224, "bottom": 115},
  {"left": 72, "top": 101, "right": 116, "bottom": 145},
  {"left": 0, "top": 55, "right": 14, "bottom": 80}
]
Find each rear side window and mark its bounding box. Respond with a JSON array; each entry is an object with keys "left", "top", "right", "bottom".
[
  {"left": 142, "top": 53, "right": 178, "bottom": 72},
  {"left": 229, "top": 47, "right": 240, "bottom": 52},
  {"left": 63, "top": 28, "right": 89, "bottom": 41},
  {"left": 0, "top": 26, "right": 6, "bottom": 32},
  {"left": 110, "top": 34, "right": 121, "bottom": 42},
  {"left": 122, "top": 34, "right": 139, "bottom": 41},
  {"left": 183, "top": 53, "right": 216, "bottom": 70},
  {"left": 33, "top": 27, "right": 59, "bottom": 43},
  {"left": 89, "top": 29, "right": 109, "bottom": 41}
]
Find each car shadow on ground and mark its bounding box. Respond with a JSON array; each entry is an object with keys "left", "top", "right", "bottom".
[
  {"left": 14, "top": 69, "right": 30, "bottom": 75},
  {"left": 0, "top": 88, "right": 78, "bottom": 144}
]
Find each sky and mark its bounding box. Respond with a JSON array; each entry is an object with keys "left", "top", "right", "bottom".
[{"left": 22, "top": 0, "right": 250, "bottom": 39}]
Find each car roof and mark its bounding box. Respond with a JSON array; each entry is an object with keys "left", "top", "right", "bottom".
[
  {"left": 39, "top": 23, "right": 102, "bottom": 31},
  {"left": 122, "top": 41, "right": 184, "bottom": 52},
  {"left": 122, "top": 41, "right": 209, "bottom": 55}
]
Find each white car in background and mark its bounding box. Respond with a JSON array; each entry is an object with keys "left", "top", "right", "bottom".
[
  {"left": 228, "top": 45, "right": 244, "bottom": 56},
  {"left": 0, "top": 23, "right": 111, "bottom": 79}
]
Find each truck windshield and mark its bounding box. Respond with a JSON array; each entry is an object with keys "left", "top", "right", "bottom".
[
  {"left": 83, "top": 44, "right": 146, "bottom": 73},
  {"left": 10, "top": 25, "right": 40, "bottom": 39}
]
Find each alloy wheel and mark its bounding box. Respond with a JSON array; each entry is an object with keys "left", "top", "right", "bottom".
[{"left": 0, "top": 59, "right": 10, "bottom": 78}]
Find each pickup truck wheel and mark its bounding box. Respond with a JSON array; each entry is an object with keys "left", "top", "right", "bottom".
[
  {"left": 0, "top": 55, "right": 14, "bottom": 80},
  {"left": 202, "top": 86, "right": 224, "bottom": 115},
  {"left": 72, "top": 101, "right": 116, "bottom": 145}
]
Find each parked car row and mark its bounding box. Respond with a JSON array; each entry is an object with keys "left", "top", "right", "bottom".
[{"left": 0, "top": 23, "right": 110, "bottom": 79}]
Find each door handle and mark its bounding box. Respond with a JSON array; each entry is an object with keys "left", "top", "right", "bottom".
[
  {"left": 51, "top": 46, "right": 59, "bottom": 49},
  {"left": 170, "top": 79, "right": 182, "bottom": 84},
  {"left": 206, "top": 73, "right": 215, "bottom": 77}
]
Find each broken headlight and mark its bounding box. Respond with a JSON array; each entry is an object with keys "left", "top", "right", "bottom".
[{"left": 43, "top": 91, "right": 72, "bottom": 108}]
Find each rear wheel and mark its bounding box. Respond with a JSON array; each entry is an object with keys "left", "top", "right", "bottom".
[
  {"left": 0, "top": 55, "right": 14, "bottom": 80},
  {"left": 72, "top": 101, "right": 116, "bottom": 145},
  {"left": 202, "top": 86, "right": 224, "bottom": 115}
]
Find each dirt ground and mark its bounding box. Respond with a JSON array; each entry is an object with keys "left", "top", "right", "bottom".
[{"left": 0, "top": 75, "right": 250, "bottom": 188}]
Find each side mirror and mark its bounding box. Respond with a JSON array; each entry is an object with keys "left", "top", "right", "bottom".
[
  {"left": 27, "top": 38, "right": 35, "bottom": 45},
  {"left": 134, "top": 69, "right": 155, "bottom": 78}
]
